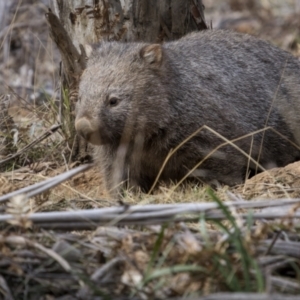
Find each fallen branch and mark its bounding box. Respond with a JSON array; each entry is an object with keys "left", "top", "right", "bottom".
[
  {"left": 0, "top": 199, "right": 299, "bottom": 230},
  {"left": 0, "top": 163, "right": 92, "bottom": 203}
]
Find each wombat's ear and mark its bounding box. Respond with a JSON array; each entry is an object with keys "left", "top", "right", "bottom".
[{"left": 140, "top": 44, "right": 163, "bottom": 66}]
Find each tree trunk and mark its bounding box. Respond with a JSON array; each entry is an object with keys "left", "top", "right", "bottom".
[{"left": 46, "top": 0, "right": 208, "bottom": 161}]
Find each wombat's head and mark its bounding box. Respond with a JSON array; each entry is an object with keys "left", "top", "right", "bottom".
[{"left": 75, "top": 42, "right": 171, "bottom": 146}]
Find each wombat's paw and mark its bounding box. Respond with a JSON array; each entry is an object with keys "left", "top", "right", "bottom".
[{"left": 75, "top": 117, "right": 101, "bottom": 145}]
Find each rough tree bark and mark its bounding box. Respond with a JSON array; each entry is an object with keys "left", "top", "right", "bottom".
[{"left": 46, "top": 0, "right": 208, "bottom": 161}]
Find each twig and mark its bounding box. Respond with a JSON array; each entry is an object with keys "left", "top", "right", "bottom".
[
  {"left": 91, "top": 257, "right": 126, "bottom": 281},
  {"left": 0, "top": 200, "right": 299, "bottom": 230},
  {"left": 1, "top": 235, "right": 71, "bottom": 272},
  {"left": 264, "top": 230, "right": 282, "bottom": 255},
  {"left": 0, "top": 163, "right": 92, "bottom": 203},
  {"left": 0, "top": 274, "right": 14, "bottom": 300}
]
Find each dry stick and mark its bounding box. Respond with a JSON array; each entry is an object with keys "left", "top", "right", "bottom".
[
  {"left": 91, "top": 257, "right": 126, "bottom": 281},
  {"left": 264, "top": 258, "right": 288, "bottom": 293},
  {"left": 26, "top": 166, "right": 93, "bottom": 199},
  {"left": 0, "top": 199, "right": 300, "bottom": 229},
  {"left": 0, "top": 124, "right": 61, "bottom": 166},
  {"left": 0, "top": 275, "right": 13, "bottom": 300},
  {"left": 270, "top": 275, "right": 300, "bottom": 292},
  {"left": 13, "top": 210, "right": 300, "bottom": 225},
  {"left": 1, "top": 197, "right": 300, "bottom": 221},
  {"left": 0, "top": 163, "right": 93, "bottom": 203},
  {"left": 27, "top": 198, "right": 300, "bottom": 219},
  {"left": 264, "top": 230, "right": 282, "bottom": 256},
  {"left": 1, "top": 235, "right": 71, "bottom": 272},
  {"left": 260, "top": 240, "right": 300, "bottom": 258},
  {"left": 11, "top": 210, "right": 300, "bottom": 230}
]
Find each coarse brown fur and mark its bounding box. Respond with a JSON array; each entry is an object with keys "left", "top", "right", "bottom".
[{"left": 75, "top": 30, "right": 300, "bottom": 195}]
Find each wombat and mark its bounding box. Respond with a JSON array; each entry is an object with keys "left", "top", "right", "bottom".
[{"left": 75, "top": 30, "right": 300, "bottom": 195}]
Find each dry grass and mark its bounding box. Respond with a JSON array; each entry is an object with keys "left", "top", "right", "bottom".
[
  {"left": 1, "top": 1, "right": 300, "bottom": 299},
  {"left": 0, "top": 164, "right": 299, "bottom": 299}
]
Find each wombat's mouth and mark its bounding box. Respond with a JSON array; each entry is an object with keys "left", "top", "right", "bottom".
[{"left": 75, "top": 117, "right": 102, "bottom": 145}]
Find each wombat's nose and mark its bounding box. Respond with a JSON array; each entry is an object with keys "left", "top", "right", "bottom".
[{"left": 75, "top": 117, "right": 102, "bottom": 145}]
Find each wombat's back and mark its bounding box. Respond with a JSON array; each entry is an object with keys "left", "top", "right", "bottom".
[
  {"left": 165, "top": 30, "right": 300, "bottom": 131},
  {"left": 160, "top": 30, "right": 300, "bottom": 167}
]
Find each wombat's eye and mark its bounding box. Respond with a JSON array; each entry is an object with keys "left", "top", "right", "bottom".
[{"left": 108, "top": 97, "right": 120, "bottom": 107}]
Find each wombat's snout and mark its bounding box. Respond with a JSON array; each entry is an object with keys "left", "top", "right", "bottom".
[{"left": 75, "top": 117, "right": 102, "bottom": 145}]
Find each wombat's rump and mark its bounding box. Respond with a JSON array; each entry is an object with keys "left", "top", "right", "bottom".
[{"left": 75, "top": 30, "right": 300, "bottom": 194}]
